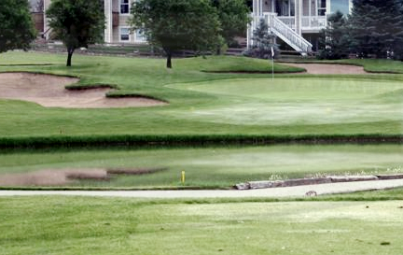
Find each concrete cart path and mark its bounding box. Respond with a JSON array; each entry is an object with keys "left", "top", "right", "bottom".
[{"left": 1, "top": 179, "right": 403, "bottom": 199}]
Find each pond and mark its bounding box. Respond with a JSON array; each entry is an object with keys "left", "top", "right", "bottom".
[{"left": 1, "top": 144, "right": 402, "bottom": 189}]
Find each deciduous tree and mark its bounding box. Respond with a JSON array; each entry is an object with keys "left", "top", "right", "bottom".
[
  {"left": 0, "top": 0, "right": 36, "bottom": 54},
  {"left": 211, "top": 0, "right": 251, "bottom": 52},
  {"left": 46, "top": 0, "right": 105, "bottom": 66},
  {"left": 130, "top": 0, "right": 221, "bottom": 68}
]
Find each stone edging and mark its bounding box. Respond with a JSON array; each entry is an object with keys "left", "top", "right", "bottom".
[{"left": 235, "top": 174, "right": 403, "bottom": 190}]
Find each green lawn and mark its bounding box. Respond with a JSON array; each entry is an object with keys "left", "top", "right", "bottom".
[
  {"left": 0, "top": 145, "right": 402, "bottom": 189},
  {"left": 0, "top": 52, "right": 402, "bottom": 142},
  {"left": 1, "top": 197, "right": 403, "bottom": 255}
]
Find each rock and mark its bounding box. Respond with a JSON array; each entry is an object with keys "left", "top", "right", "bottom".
[
  {"left": 376, "top": 174, "right": 403, "bottom": 180},
  {"left": 235, "top": 183, "right": 250, "bottom": 190},
  {"left": 248, "top": 180, "right": 284, "bottom": 189},
  {"left": 329, "top": 175, "right": 378, "bottom": 182},
  {"left": 283, "top": 177, "right": 331, "bottom": 187}
]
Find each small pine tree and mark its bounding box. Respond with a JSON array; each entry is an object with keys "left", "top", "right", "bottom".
[{"left": 244, "top": 19, "right": 279, "bottom": 59}]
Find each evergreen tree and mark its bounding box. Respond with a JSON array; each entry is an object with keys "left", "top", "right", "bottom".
[
  {"left": 318, "top": 11, "right": 351, "bottom": 60},
  {"left": 244, "top": 19, "right": 279, "bottom": 59},
  {"left": 349, "top": 0, "right": 403, "bottom": 58}
]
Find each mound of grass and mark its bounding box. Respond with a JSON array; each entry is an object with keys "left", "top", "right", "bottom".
[{"left": 179, "top": 56, "right": 304, "bottom": 73}]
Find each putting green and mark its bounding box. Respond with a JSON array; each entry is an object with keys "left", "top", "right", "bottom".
[{"left": 167, "top": 78, "right": 403, "bottom": 125}]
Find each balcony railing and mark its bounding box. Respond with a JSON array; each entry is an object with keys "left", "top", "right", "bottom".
[
  {"left": 301, "top": 16, "right": 327, "bottom": 30},
  {"left": 277, "top": 17, "right": 295, "bottom": 30},
  {"left": 263, "top": 13, "right": 327, "bottom": 31}
]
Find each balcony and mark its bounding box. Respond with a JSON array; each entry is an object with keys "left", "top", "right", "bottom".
[
  {"left": 264, "top": 13, "right": 327, "bottom": 32},
  {"left": 301, "top": 16, "right": 327, "bottom": 31}
]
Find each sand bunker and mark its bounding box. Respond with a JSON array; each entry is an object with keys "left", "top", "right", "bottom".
[
  {"left": 0, "top": 72, "right": 166, "bottom": 108},
  {"left": 283, "top": 63, "right": 369, "bottom": 75}
]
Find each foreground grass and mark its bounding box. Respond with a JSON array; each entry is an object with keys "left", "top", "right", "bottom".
[
  {"left": 1, "top": 196, "right": 402, "bottom": 255},
  {"left": 0, "top": 145, "right": 402, "bottom": 189},
  {"left": 0, "top": 52, "right": 402, "bottom": 142}
]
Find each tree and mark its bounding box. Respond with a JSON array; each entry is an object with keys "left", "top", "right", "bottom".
[
  {"left": 349, "top": 0, "right": 403, "bottom": 58},
  {"left": 0, "top": 0, "right": 36, "bottom": 54},
  {"left": 318, "top": 11, "right": 351, "bottom": 60},
  {"left": 243, "top": 19, "right": 279, "bottom": 59},
  {"left": 46, "top": 0, "right": 105, "bottom": 67},
  {"left": 211, "top": 0, "right": 251, "bottom": 52},
  {"left": 130, "top": 0, "right": 221, "bottom": 68}
]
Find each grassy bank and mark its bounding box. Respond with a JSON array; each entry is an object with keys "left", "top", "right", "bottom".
[{"left": 1, "top": 196, "right": 402, "bottom": 255}]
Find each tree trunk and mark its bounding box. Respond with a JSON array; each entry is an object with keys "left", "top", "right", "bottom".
[
  {"left": 166, "top": 53, "right": 172, "bottom": 69},
  {"left": 216, "top": 46, "right": 221, "bottom": 55},
  {"left": 66, "top": 48, "right": 75, "bottom": 67}
]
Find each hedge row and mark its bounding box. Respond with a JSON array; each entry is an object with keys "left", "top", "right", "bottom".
[{"left": 0, "top": 134, "right": 402, "bottom": 149}]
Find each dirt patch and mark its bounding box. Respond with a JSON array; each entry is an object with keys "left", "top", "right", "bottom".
[
  {"left": 0, "top": 72, "right": 167, "bottom": 108},
  {"left": 0, "top": 167, "right": 168, "bottom": 186},
  {"left": 282, "top": 63, "right": 369, "bottom": 75},
  {"left": 0, "top": 169, "right": 107, "bottom": 186}
]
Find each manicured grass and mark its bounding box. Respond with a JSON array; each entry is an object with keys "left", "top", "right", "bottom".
[
  {"left": 1, "top": 197, "right": 403, "bottom": 255},
  {"left": 0, "top": 145, "right": 402, "bottom": 189},
  {"left": 0, "top": 52, "right": 403, "bottom": 142}
]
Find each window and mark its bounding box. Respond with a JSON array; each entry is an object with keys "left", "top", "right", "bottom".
[
  {"left": 120, "top": 0, "right": 129, "bottom": 14},
  {"left": 135, "top": 30, "right": 146, "bottom": 42},
  {"left": 318, "top": 0, "right": 326, "bottom": 16},
  {"left": 120, "top": 27, "right": 130, "bottom": 41}
]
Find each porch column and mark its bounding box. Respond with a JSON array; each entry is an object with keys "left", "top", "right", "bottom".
[
  {"left": 104, "top": 0, "right": 113, "bottom": 43},
  {"left": 43, "top": 0, "right": 51, "bottom": 39},
  {"left": 253, "top": 0, "right": 263, "bottom": 16},
  {"left": 326, "top": 0, "right": 331, "bottom": 14},
  {"left": 349, "top": 0, "right": 353, "bottom": 13},
  {"left": 295, "top": 0, "right": 302, "bottom": 35}
]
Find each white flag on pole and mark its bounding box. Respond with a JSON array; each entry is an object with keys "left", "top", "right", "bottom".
[{"left": 271, "top": 46, "right": 274, "bottom": 58}]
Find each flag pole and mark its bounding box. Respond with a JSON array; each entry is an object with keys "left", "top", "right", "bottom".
[{"left": 271, "top": 46, "right": 274, "bottom": 80}]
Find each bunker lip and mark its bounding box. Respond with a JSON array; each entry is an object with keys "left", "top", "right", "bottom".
[{"left": 0, "top": 72, "right": 167, "bottom": 108}]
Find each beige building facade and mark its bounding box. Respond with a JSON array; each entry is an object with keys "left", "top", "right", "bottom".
[{"left": 30, "top": 0, "right": 146, "bottom": 44}]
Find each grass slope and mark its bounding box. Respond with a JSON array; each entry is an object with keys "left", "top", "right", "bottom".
[{"left": 1, "top": 197, "right": 403, "bottom": 255}]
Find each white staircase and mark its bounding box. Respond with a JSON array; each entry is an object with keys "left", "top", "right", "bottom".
[{"left": 249, "top": 13, "right": 313, "bottom": 56}]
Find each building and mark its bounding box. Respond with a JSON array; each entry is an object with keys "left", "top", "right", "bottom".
[
  {"left": 30, "top": 0, "right": 146, "bottom": 44},
  {"left": 248, "top": 0, "right": 352, "bottom": 55},
  {"left": 30, "top": 0, "right": 352, "bottom": 53}
]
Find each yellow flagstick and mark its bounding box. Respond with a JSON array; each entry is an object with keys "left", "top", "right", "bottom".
[{"left": 181, "top": 171, "right": 186, "bottom": 184}]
